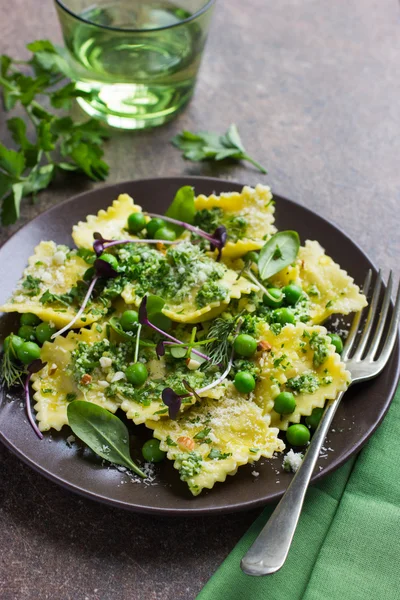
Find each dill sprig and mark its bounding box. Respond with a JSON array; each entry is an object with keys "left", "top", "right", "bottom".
[
  {"left": 206, "top": 316, "right": 240, "bottom": 366},
  {"left": 1, "top": 337, "right": 25, "bottom": 388}
]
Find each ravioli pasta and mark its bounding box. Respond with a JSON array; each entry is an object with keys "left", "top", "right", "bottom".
[
  {"left": 254, "top": 322, "right": 351, "bottom": 430},
  {"left": 147, "top": 392, "right": 284, "bottom": 496},
  {"left": 0, "top": 241, "right": 108, "bottom": 328},
  {"left": 1, "top": 183, "right": 367, "bottom": 496},
  {"left": 270, "top": 240, "right": 367, "bottom": 324},
  {"left": 194, "top": 184, "right": 276, "bottom": 259},
  {"left": 72, "top": 193, "right": 143, "bottom": 249}
]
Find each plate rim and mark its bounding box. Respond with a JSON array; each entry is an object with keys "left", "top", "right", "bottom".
[{"left": 1, "top": 176, "right": 399, "bottom": 516}]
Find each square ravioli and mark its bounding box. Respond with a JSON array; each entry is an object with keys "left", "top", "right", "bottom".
[
  {"left": 72, "top": 193, "right": 143, "bottom": 249},
  {"left": 117, "top": 241, "right": 258, "bottom": 323},
  {"left": 0, "top": 241, "right": 109, "bottom": 328},
  {"left": 270, "top": 240, "right": 367, "bottom": 324},
  {"left": 31, "top": 325, "right": 119, "bottom": 431},
  {"left": 194, "top": 184, "right": 276, "bottom": 259},
  {"left": 146, "top": 391, "right": 285, "bottom": 496},
  {"left": 254, "top": 322, "right": 351, "bottom": 430}
]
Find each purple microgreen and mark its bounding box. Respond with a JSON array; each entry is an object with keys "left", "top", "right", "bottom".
[
  {"left": 156, "top": 340, "right": 166, "bottom": 359},
  {"left": 182, "top": 380, "right": 202, "bottom": 402},
  {"left": 133, "top": 324, "right": 142, "bottom": 363},
  {"left": 51, "top": 275, "right": 99, "bottom": 339},
  {"left": 244, "top": 269, "right": 284, "bottom": 303},
  {"left": 25, "top": 366, "right": 45, "bottom": 440},
  {"left": 138, "top": 296, "right": 211, "bottom": 361},
  {"left": 94, "top": 258, "right": 119, "bottom": 279},
  {"left": 93, "top": 232, "right": 112, "bottom": 256},
  {"left": 161, "top": 388, "right": 183, "bottom": 420},
  {"left": 92, "top": 231, "right": 178, "bottom": 256},
  {"left": 27, "top": 359, "right": 47, "bottom": 374},
  {"left": 138, "top": 295, "right": 149, "bottom": 325},
  {"left": 147, "top": 212, "right": 227, "bottom": 255},
  {"left": 209, "top": 226, "right": 228, "bottom": 261}
]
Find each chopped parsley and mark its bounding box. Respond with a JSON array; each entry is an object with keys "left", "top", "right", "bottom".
[
  {"left": 308, "top": 331, "right": 330, "bottom": 367},
  {"left": 196, "top": 281, "right": 228, "bottom": 308},
  {"left": 286, "top": 373, "right": 320, "bottom": 394},
  {"left": 194, "top": 207, "right": 248, "bottom": 242},
  {"left": 194, "top": 427, "right": 212, "bottom": 442},
  {"left": 208, "top": 449, "right": 232, "bottom": 460},
  {"left": 22, "top": 275, "right": 41, "bottom": 297}
]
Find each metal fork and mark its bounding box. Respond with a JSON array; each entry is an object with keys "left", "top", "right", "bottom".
[{"left": 241, "top": 270, "right": 400, "bottom": 576}]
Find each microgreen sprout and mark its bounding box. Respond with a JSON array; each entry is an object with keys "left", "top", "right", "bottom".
[
  {"left": 138, "top": 296, "right": 211, "bottom": 361},
  {"left": 51, "top": 253, "right": 121, "bottom": 340},
  {"left": 51, "top": 275, "right": 99, "bottom": 339},
  {"left": 92, "top": 231, "right": 178, "bottom": 256},
  {"left": 146, "top": 213, "right": 227, "bottom": 260},
  {"left": 25, "top": 360, "right": 46, "bottom": 440},
  {"left": 161, "top": 319, "right": 243, "bottom": 419},
  {"left": 244, "top": 268, "right": 284, "bottom": 304},
  {"left": 161, "top": 388, "right": 191, "bottom": 420}
]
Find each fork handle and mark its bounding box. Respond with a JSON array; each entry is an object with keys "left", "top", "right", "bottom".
[{"left": 241, "top": 391, "right": 345, "bottom": 576}]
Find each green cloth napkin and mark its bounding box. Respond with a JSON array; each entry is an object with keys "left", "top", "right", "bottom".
[{"left": 197, "top": 386, "right": 400, "bottom": 600}]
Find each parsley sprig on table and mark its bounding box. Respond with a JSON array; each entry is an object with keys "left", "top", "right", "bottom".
[
  {"left": 0, "top": 40, "right": 110, "bottom": 225},
  {"left": 171, "top": 124, "right": 267, "bottom": 174}
]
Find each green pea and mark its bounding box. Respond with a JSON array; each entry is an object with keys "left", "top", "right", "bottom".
[
  {"left": 233, "top": 333, "right": 258, "bottom": 358},
  {"left": 125, "top": 362, "right": 148, "bottom": 386},
  {"left": 18, "top": 325, "right": 37, "bottom": 342},
  {"left": 146, "top": 218, "right": 165, "bottom": 238},
  {"left": 17, "top": 341, "right": 41, "bottom": 365},
  {"left": 120, "top": 310, "right": 139, "bottom": 332},
  {"left": 4, "top": 334, "right": 24, "bottom": 359},
  {"left": 98, "top": 253, "right": 119, "bottom": 270},
  {"left": 305, "top": 407, "right": 325, "bottom": 430},
  {"left": 234, "top": 371, "right": 256, "bottom": 394},
  {"left": 283, "top": 284, "right": 303, "bottom": 306},
  {"left": 328, "top": 333, "right": 343, "bottom": 354},
  {"left": 142, "top": 438, "right": 166, "bottom": 463},
  {"left": 154, "top": 226, "right": 176, "bottom": 241},
  {"left": 273, "top": 391, "right": 296, "bottom": 414},
  {"left": 36, "top": 323, "right": 57, "bottom": 345},
  {"left": 286, "top": 424, "right": 311, "bottom": 446},
  {"left": 273, "top": 307, "right": 296, "bottom": 325},
  {"left": 83, "top": 266, "right": 95, "bottom": 282},
  {"left": 20, "top": 313, "right": 41, "bottom": 327},
  {"left": 127, "top": 212, "right": 147, "bottom": 234},
  {"left": 244, "top": 251, "right": 259, "bottom": 264},
  {"left": 263, "top": 288, "right": 284, "bottom": 308}
]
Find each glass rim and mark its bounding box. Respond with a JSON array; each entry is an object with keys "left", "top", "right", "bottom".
[{"left": 54, "top": 0, "right": 216, "bottom": 33}]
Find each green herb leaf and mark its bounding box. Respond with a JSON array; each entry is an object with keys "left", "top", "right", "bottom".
[
  {"left": 1, "top": 183, "right": 24, "bottom": 225},
  {"left": 0, "top": 172, "right": 13, "bottom": 201},
  {"left": 171, "top": 124, "right": 267, "bottom": 174},
  {"left": 258, "top": 231, "right": 300, "bottom": 281},
  {"left": 67, "top": 400, "right": 146, "bottom": 478},
  {"left": 208, "top": 448, "right": 232, "bottom": 460},
  {"left": 0, "top": 143, "right": 25, "bottom": 177},
  {"left": 165, "top": 186, "right": 195, "bottom": 235},
  {"left": 0, "top": 40, "right": 110, "bottom": 225}
]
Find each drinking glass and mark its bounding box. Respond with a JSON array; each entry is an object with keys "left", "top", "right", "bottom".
[{"left": 54, "top": 0, "right": 215, "bottom": 129}]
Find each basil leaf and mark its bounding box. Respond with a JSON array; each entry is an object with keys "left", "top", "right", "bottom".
[
  {"left": 67, "top": 401, "right": 146, "bottom": 478},
  {"left": 165, "top": 185, "right": 195, "bottom": 235},
  {"left": 258, "top": 231, "right": 300, "bottom": 280}
]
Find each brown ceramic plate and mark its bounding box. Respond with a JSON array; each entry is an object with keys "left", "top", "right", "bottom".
[{"left": 0, "top": 177, "right": 399, "bottom": 515}]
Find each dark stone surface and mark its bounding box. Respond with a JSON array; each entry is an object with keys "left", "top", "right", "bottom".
[{"left": 1, "top": 0, "right": 399, "bottom": 598}]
